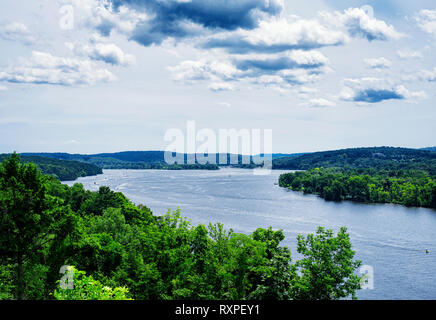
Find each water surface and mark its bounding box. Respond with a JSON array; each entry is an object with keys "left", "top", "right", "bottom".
[{"left": 65, "top": 168, "right": 436, "bottom": 300}]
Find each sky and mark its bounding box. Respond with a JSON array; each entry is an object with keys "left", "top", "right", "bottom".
[{"left": 0, "top": 0, "right": 435, "bottom": 154}]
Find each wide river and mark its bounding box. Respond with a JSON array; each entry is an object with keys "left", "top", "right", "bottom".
[{"left": 64, "top": 168, "right": 436, "bottom": 300}]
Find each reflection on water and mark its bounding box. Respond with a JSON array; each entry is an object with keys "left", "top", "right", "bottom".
[{"left": 64, "top": 168, "right": 436, "bottom": 300}]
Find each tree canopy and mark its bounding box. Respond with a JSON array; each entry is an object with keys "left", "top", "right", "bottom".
[{"left": 0, "top": 154, "right": 363, "bottom": 300}]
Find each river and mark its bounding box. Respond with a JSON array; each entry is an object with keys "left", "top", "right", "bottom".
[{"left": 64, "top": 168, "right": 436, "bottom": 300}]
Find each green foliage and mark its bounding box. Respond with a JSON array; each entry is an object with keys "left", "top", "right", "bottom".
[
  {"left": 0, "top": 154, "right": 102, "bottom": 181},
  {"left": 54, "top": 266, "right": 131, "bottom": 300},
  {"left": 21, "top": 152, "right": 221, "bottom": 170},
  {"left": 290, "top": 227, "right": 362, "bottom": 300},
  {"left": 273, "top": 147, "right": 436, "bottom": 176},
  {"left": 0, "top": 154, "right": 363, "bottom": 300},
  {"left": 0, "top": 153, "right": 75, "bottom": 299},
  {"left": 21, "top": 151, "right": 284, "bottom": 170},
  {"left": 0, "top": 264, "right": 15, "bottom": 299},
  {"left": 279, "top": 167, "right": 436, "bottom": 208}
]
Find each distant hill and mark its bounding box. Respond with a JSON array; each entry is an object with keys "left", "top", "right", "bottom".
[
  {"left": 0, "top": 154, "right": 102, "bottom": 181},
  {"left": 422, "top": 147, "right": 436, "bottom": 152},
  {"left": 23, "top": 152, "right": 298, "bottom": 169},
  {"left": 272, "top": 147, "right": 436, "bottom": 175}
]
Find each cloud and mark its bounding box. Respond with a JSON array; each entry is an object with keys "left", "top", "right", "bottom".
[
  {"left": 0, "top": 51, "right": 117, "bottom": 86},
  {"left": 0, "top": 22, "right": 36, "bottom": 45},
  {"left": 56, "top": 3, "right": 405, "bottom": 94},
  {"left": 301, "top": 98, "right": 336, "bottom": 107},
  {"left": 418, "top": 68, "right": 436, "bottom": 82},
  {"left": 208, "top": 82, "right": 235, "bottom": 92},
  {"left": 71, "top": 3, "right": 401, "bottom": 52},
  {"left": 106, "top": 0, "right": 284, "bottom": 46},
  {"left": 201, "top": 7, "right": 401, "bottom": 55},
  {"left": 397, "top": 49, "right": 423, "bottom": 59},
  {"left": 66, "top": 35, "right": 135, "bottom": 66},
  {"left": 202, "top": 17, "right": 347, "bottom": 54},
  {"left": 321, "top": 7, "right": 404, "bottom": 41},
  {"left": 235, "top": 50, "right": 328, "bottom": 72},
  {"left": 0, "top": 85, "right": 8, "bottom": 91},
  {"left": 340, "top": 78, "right": 425, "bottom": 103},
  {"left": 401, "top": 68, "right": 436, "bottom": 83},
  {"left": 167, "top": 50, "right": 329, "bottom": 91},
  {"left": 415, "top": 9, "right": 436, "bottom": 36},
  {"left": 364, "top": 57, "right": 392, "bottom": 69},
  {"left": 67, "top": 0, "right": 148, "bottom": 36},
  {"left": 130, "top": 19, "right": 206, "bottom": 46},
  {"left": 167, "top": 60, "right": 241, "bottom": 84}
]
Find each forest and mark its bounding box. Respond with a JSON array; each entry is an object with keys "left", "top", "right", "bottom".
[
  {"left": 279, "top": 167, "right": 436, "bottom": 208},
  {"left": 0, "top": 154, "right": 102, "bottom": 181},
  {"left": 22, "top": 152, "right": 221, "bottom": 170},
  {"left": 272, "top": 147, "right": 436, "bottom": 175},
  {"left": 23, "top": 152, "right": 293, "bottom": 170},
  {"left": 0, "top": 154, "right": 363, "bottom": 300}
]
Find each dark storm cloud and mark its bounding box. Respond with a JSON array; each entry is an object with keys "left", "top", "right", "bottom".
[{"left": 109, "top": 0, "right": 283, "bottom": 45}]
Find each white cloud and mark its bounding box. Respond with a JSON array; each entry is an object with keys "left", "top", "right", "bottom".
[
  {"left": 401, "top": 68, "right": 436, "bottom": 83},
  {"left": 234, "top": 50, "right": 329, "bottom": 73},
  {"left": 301, "top": 98, "right": 336, "bottom": 107},
  {"left": 167, "top": 60, "right": 240, "bottom": 84},
  {"left": 0, "top": 51, "right": 117, "bottom": 86},
  {"left": 208, "top": 82, "right": 235, "bottom": 92},
  {"left": 202, "top": 16, "right": 347, "bottom": 53},
  {"left": 395, "top": 85, "right": 427, "bottom": 100},
  {"left": 66, "top": 35, "right": 135, "bottom": 66},
  {"left": 415, "top": 9, "right": 436, "bottom": 36},
  {"left": 397, "top": 49, "right": 423, "bottom": 59},
  {"left": 0, "top": 22, "right": 36, "bottom": 45},
  {"left": 66, "top": 0, "right": 148, "bottom": 36},
  {"left": 364, "top": 57, "right": 392, "bottom": 69},
  {"left": 168, "top": 51, "right": 329, "bottom": 92},
  {"left": 0, "top": 85, "right": 8, "bottom": 91},
  {"left": 418, "top": 68, "right": 436, "bottom": 82},
  {"left": 339, "top": 77, "right": 425, "bottom": 103},
  {"left": 321, "top": 7, "right": 404, "bottom": 41},
  {"left": 288, "top": 50, "right": 329, "bottom": 66}
]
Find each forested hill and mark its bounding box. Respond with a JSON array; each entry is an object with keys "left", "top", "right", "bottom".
[
  {"left": 272, "top": 147, "right": 436, "bottom": 174},
  {"left": 23, "top": 151, "right": 295, "bottom": 169},
  {"left": 0, "top": 154, "right": 102, "bottom": 181}
]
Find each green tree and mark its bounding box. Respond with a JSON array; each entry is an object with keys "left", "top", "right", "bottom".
[
  {"left": 291, "top": 227, "right": 362, "bottom": 300},
  {"left": 0, "top": 153, "right": 72, "bottom": 299},
  {"left": 250, "top": 228, "right": 292, "bottom": 299},
  {"left": 53, "top": 266, "right": 132, "bottom": 300}
]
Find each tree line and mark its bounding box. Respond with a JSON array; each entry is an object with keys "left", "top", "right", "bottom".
[
  {"left": 0, "top": 154, "right": 102, "bottom": 181},
  {"left": 0, "top": 153, "right": 362, "bottom": 300},
  {"left": 273, "top": 147, "right": 436, "bottom": 176},
  {"left": 279, "top": 167, "right": 436, "bottom": 208}
]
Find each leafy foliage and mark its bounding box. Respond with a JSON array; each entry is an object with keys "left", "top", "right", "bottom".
[
  {"left": 54, "top": 266, "right": 131, "bottom": 300},
  {"left": 279, "top": 167, "right": 436, "bottom": 208},
  {"left": 290, "top": 227, "right": 362, "bottom": 300},
  {"left": 0, "top": 154, "right": 102, "bottom": 181},
  {"left": 273, "top": 147, "right": 436, "bottom": 176},
  {"left": 22, "top": 152, "right": 291, "bottom": 169},
  {"left": 0, "top": 154, "right": 363, "bottom": 300}
]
